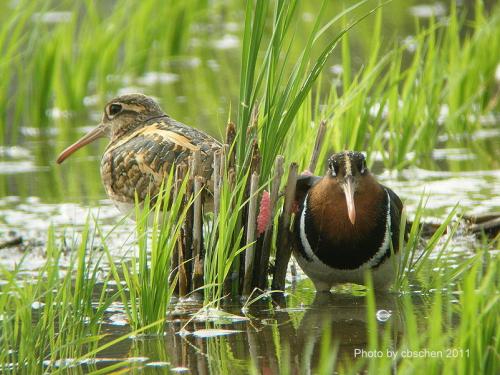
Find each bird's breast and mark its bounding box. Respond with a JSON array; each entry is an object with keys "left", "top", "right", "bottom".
[
  {"left": 296, "top": 178, "right": 392, "bottom": 270},
  {"left": 100, "top": 142, "right": 164, "bottom": 205}
]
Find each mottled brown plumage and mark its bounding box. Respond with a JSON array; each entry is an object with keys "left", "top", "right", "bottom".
[{"left": 57, "top": 93, "right": 221, "bottom": 213}]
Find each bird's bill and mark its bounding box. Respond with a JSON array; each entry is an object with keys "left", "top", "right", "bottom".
[
  {"left": 344, "top": 176, "right": 356, "bottom": 225},
  {"left": 56, "top": 124, "right": 106, "bottom": 164}
]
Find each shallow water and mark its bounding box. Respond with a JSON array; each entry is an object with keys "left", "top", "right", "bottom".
[
  {"left": 85, "top": 291, "right": 426, "bottom": 373},
  {"left": 1, "top": 0, "right": 499, "bottom": 373},
  {"left": 1, "top": 125, "right": 497, "bottom": 374}
]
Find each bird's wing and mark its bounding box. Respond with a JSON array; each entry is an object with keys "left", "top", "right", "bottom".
[
  {"left": 102, "top": 120, "right": 220, "bottom": 203},
  {"left": 161, "top": 117, "right": 222, "bottom": 149},
  {"left": 383, "top": 185, "right": 409, "bottom": 245}
]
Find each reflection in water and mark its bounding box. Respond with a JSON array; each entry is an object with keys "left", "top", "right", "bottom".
[
  {"left": 94, "top": 291, "right": 414, "bottom": 374},
  {"left": 292, "top": 292, "right": 403, "bottom": 365}
]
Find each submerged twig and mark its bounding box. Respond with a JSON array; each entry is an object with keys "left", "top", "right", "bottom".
[
  {"left": 0, "top": 236, "right": 22, "bottom": 250},
  {"left": 463, "top": 212, "right": 500, "bottom": 224},
  {"left": 469, "top": 217, "right": 500, "bottom": 237}
]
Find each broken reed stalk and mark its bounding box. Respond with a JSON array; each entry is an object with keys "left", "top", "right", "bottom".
[
  {"left": 172, "top": 118, "right": 335, "bottom": 298},
  {"left": 308, "top": 120, "right": 327, "bottom": 173},
  {"left": 257, "top": 155, "right": 284, "bottom": 289},
  {"left": 191, "top": 149, "right": 201, "bottom": 178},
  {"left": 175, "top": 164, "right": 188, "bottom": 297},
  {"left": 219, "top": 145, "right": 228, "bottom": 180},
  {"left": 239, "top": 141, "right": 261, "bottom": 294},
  {"left": 249, "top": 140, "right": 261, "bottom": 178},
  {"left": 192, "top": 176, "right": 205, "bottom": 295},
  {"left": 243, "top": 172, "right": 260, "bottom": 296},
  {"left": 272, "top": 162, "right": 298, "bottom": 291},
  {"left": 183, "top": 162, "right": 194, "bottom": 294},
  {"left": 225, "top": 122, "right": 236, "bottom": 168}
]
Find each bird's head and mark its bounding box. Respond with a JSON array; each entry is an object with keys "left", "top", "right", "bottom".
[
  {"left": 327, "top": 151, "right": 369, "bottom": 225},
  {"left": 56, "top": 93, "right": 164, "bottom": 164}
]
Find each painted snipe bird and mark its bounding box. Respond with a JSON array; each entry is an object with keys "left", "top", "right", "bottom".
[
  {"left": 294, "top": 151, "right": 404, "bottom": 291},
  {"left": 57, "top": 93, "right": 221, "bottom": 214}
]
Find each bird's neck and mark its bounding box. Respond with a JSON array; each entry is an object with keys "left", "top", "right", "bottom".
[
  {"left": 110, "top": 123, "right": 140, "bottom": 142},
  {"left": 110, "top": 113, "right": 166, "bottom": 142}
]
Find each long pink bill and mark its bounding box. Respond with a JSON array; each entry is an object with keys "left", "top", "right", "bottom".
[
  {"left": 56, "top": 125, "right": 106, "bottom": 164},
  {"left": 344, "top": 176, "right": 356, "bottom": 225}
]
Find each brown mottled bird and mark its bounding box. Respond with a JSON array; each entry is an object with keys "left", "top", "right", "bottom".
[
  {"left": 57, "top": 93, "right": 221, "bottom": 214},
  {"left": 294, "top": 151, "right": 405, "bottom": 291}
]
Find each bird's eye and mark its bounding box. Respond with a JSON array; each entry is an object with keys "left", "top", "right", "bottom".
[
  {"left": 108, "top": 103, "right": 122, "bottom": 117},
  {"left": 329, "top": 161, "right": 339, "bottom": 177},
  {"left": 360, "top": 160, "right": 367, "bottom": 174}
]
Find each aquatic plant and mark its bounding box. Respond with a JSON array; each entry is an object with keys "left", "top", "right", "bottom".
[{"left": 0, "top": 223, "right": 118, "bottom": 373}]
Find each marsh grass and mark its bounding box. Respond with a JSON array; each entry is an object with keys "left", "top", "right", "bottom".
[
  {"left": 0, "top": 0, "right": 209, "bottom": 145},
  {"left": 393, "top": 196, "right": 466, "bottom": 291},
  {"left": 1, "top": 0, "right": 498, "bottom": 165},
  {"left": 237, "top": 0, "right": 383, "bottom": 177},
  {"left": 0, "top": 181, "right": 192, "bottom": 373},
  {"left": 203, "top": 166, "right": 252, "bottom": 304},
  {"left": 103, "top": 171, "right": 192, "bottom": 334},
  {"left": 357, "top": 243, "right": 499, "bottom": 375},
  {"left": 285, "top": 2, "right": 500, "bottom": 172},
  {"left": 0, "top": 222, "right": 120, "bottom": 374}
]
